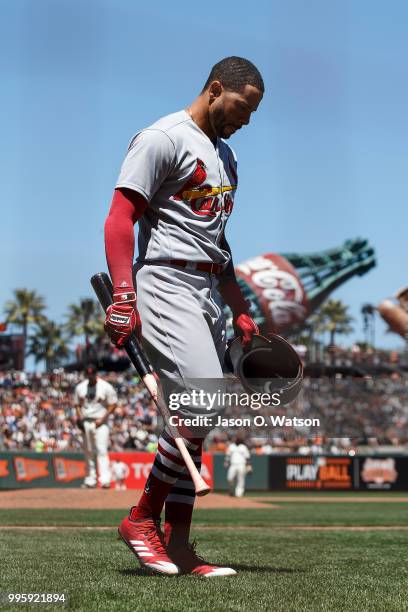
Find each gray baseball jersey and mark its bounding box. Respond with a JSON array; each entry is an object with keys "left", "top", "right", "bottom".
[{"left": 116, "top": 109, "right": 238, "bottom": 265}]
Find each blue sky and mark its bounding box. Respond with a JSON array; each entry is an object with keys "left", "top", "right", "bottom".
[{"left": 1, "top": 0, "right": 407, "bottom": 354}]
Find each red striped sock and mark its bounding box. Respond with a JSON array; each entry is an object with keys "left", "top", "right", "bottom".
[
  {"left": 131, "top": 473, "right": 173, "bottom": 520},
  {"left": 164, "top": 440, "right": 202, "bottom": 546},
  {"left": 130, "top": 431, "right": 199, "bottom": 521}
]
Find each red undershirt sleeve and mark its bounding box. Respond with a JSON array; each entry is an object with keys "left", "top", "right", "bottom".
[{"left": 104, "top": 188, "right": 148, "bottom": 290}]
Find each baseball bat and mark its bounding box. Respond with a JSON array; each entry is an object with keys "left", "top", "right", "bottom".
[{"left": 90, "top": 272, "right": 210, "bottom": 496}]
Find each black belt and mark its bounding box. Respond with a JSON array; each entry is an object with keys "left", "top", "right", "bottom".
[{"left": 141, "top": 259, "right": 225, "bottom": 275}]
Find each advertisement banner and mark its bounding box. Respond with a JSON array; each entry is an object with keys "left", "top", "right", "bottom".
[
  {"left": 4, "top": 452, "right": 408, "bottom": 492},
  {"left": 358, "top": 456, "right": 408, "bottom": 491},
  {"left": 235, "top": 254, "right": 308, "bottom": 334},
  {"left": 53, "top": 456, "right": 87, "bottom": 483},
  {"left": 108, "top": 452, "right": 214, "bottom": 490},
  {"left": 269, "top": 455, "right": 354, "bottom": 490},
  {"left": 13, "top": 456, "right": 50, "bottom": 482},
  {"left": 0, "top": 451, "right": 214, "bottom": 490},
  {"left": 0, "top": 459, "right": 10, "bottom": 478}
]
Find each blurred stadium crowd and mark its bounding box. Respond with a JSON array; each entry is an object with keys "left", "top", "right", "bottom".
[
  {"left": 0, "top": 370, "right": 159, "bottom": 453},
  {"left": 1, "top": 369, "right": 408, "bottom": 455}
]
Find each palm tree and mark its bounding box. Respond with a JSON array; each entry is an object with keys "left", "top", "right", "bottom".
[
  {"left": 312, "top": 299, "right": 354, "bottom": 346},
  {"left": 3, "top": 289, "right": 47, "bottom": 362},
  {"left": 27, "top": 319, "right": 69, "bottom": 371},
  {"left": 64, "top": 298, "right": 105, "bottom": 362}
]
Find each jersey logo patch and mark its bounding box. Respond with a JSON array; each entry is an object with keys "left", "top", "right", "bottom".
[
  {"left": 172, "top": 158, "right": 236, "bottom": 217},
  {"left": 172, "top": 158, "right": 208, "bottom": 201}
]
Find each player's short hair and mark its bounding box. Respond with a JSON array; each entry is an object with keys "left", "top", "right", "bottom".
[{"left": 202, "top": 56, "right": 264, "bottom": 94}]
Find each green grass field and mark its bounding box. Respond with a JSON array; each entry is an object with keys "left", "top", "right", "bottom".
[{"left": 1, "top": 496, "right": 408, "bottom": 611}]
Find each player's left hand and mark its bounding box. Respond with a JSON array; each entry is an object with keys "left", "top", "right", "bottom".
[
  {"left": 233, "top": 313, "right": 259, "bottom": 348},
  {"left": 95, "top": 417, "right": 107, "bottom": 428}
]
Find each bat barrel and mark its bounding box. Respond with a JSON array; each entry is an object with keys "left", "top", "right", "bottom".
[{"left": 91, "top": 272, "right": 115, "bottom": 312}]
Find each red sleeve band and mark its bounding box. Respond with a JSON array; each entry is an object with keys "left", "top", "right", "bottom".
[{"left": 104, "top": 188, "right": 148, "bottom": 290}]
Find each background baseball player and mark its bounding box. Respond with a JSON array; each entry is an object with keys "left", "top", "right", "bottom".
[
  {"left": 225, "top": 434, "right": 252, "bottom": 497},
  {"left": 104, "top": 56, "right": 264, "bottom": 576},
  {"left": 74, "top": 365, "right": 117, "bottom": 489},
  {"left": 111, "top": 460, "right": 129, "bottom": 490}
]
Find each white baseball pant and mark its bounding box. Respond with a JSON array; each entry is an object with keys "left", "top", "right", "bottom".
[
  {"left": 82, "top": 421, "right": 111, "bottom": 487},
  {"left": 227, "top": 465, "right": 247, "bottom": 497}
]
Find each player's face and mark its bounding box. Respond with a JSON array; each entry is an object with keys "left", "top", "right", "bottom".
[
  {"left": 86, "top": 369, "right": 97, "bottom": 385},
  {"left": 209, "top": 83, "right": 263, "bottom": 139}
]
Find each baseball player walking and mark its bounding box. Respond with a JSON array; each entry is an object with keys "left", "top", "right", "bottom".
[
  {"left": 104, "top": 57, "right": 264, "bottom": 576},
  {"left": 225, "top": 434, "right": 252, "bottom": 497},
  {"left": 74, "top": 365, "right": 118, "bottom": 488}
]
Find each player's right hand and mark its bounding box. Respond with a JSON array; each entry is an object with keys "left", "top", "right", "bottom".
[{"left": 104, "top": 288, "right": 142, "bottom": 346}]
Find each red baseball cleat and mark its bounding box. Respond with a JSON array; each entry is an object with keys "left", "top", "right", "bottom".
[
  {"left": 168, "top": 540, "right": 237, "bottom": 577},
  {"left": 118, "top": 514, "right": 179, "bottom": 576}
]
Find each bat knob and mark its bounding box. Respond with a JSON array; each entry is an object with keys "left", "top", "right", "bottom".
[{"left": 195, "top": 483, "right": 211, "bottom": 497}]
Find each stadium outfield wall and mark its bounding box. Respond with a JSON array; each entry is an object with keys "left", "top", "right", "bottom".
[{"left": 1, "top": 452, "right": 408, "bottom": 491}]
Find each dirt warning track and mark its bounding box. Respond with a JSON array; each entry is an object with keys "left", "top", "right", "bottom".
[
  {"left": 1, "top": 489, "right": 407, "bottom": 510},
  {"left": 0, "top": 488, "right": 270, "bottom": 509}
]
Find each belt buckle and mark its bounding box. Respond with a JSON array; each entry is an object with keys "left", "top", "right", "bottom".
[{"left": 209, "top": 262, "right": 216, "bottom": 275}]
